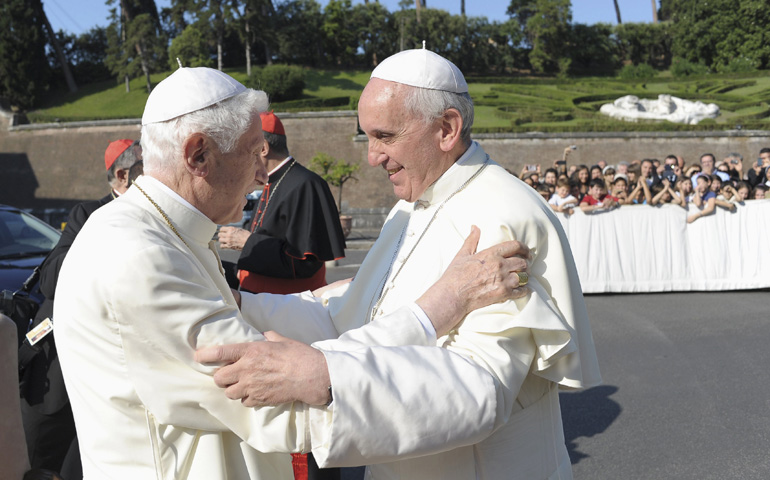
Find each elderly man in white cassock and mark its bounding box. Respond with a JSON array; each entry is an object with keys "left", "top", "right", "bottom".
[
  {"left": 53, "top": 66, "right": 532, "bottom": 479},
  {"left": 199, "top": 49, "right": 602, "bottom": 479}
]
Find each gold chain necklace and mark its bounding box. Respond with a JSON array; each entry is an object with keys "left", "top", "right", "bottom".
[
  {"left": 368, "top": 157, "right": 490, "bottom": 322},
  {"left": 133, "top": 183, "right": 190, "bottom": 249}
]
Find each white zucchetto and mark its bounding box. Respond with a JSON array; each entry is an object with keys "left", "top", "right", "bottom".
[
  {"left": 371, "top": 49, "right": 468, "bottom": 94},
  {"left": 142, "top": 67, "right": 247, "bottom": 125}
]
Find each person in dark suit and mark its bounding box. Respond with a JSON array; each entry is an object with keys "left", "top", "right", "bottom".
[{"left": 20, "top": 139, "right": 142, "bottom": 479}]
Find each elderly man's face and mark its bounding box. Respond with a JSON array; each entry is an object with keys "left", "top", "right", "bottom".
[
  {"left": 358, "top": 78, "right": 454, "bottom": 202},
  {"left": 701, "top": 155, "right": 715, "bottom": 173},
  {"left": 208, "top": 114, "right": 267, "bottom": 224}
]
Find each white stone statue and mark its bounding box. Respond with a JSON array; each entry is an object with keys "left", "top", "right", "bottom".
[{"left": 600, "top": 94, "right": 720, "bottom": 125}]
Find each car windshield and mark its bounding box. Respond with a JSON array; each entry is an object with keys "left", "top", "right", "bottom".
[{"left": 0, "top": 209, "right": 60, "bottom": 259}]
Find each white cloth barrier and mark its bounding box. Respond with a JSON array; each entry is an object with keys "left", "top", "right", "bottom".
[{"left": 555, "top": 199, "right": 770, "bottom": 293}]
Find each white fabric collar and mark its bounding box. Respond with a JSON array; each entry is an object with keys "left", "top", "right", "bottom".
[
  {"left": 131, "top": 176, "right": 217, "bottom": 246},
  {"left": 417, "top": 142, "right": 482, "bottom": 207},
  {"left": 268, "top": 156, "right": 293, "bottom": 176}
]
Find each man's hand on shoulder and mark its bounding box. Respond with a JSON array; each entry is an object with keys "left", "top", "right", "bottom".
[
  {"left": 195, "top": 332, "right": 331, "bottom": 407},
  {"left": 218, "top": 226, "right": 250, "bottom": 250},
  {"left": 417, "top": 226, "right": 530, "bottom": 337}
]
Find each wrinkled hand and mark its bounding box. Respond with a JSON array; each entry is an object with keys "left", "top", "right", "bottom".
[
  {"left": 218, "top": 226, "right": 250, "bottom": 250},
  {"left": 416, "top": 226, "right": 530, "bottom": 337},
  {"left": 195, "top": 331, "right": 331, "bottom": 407}
]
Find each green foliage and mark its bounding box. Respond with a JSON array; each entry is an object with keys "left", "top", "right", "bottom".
[
  {"left": 568, "top": 23, "right": 620, "bottom": 75},
  {"left": 104, "top": 0, "right": 166, "bottom": 92},
  {"left": 715, "top": 56, "right": 759, "bottom": 74},
  {"left": 246, "top": 64, "right": 306, "bottom": 102},
  {"left": 273, "top": 96, "right": 349, "bottom": 111},
  {"left": 619, "top": 63, "right": 657, "bottom": 80},
  {"left": 670, "top": 57, "right": 710, "bottom": 77},
  {"left": 274, "top": 0, "right": 325, "bottom": 67},
  {"left": 168, "top": 23, "right": 213, "bottom": 69},
  {"left": 526, "top": 0, "right": 572, "bottom": 75},
  {"left": 308, "top": 152, "right": 359, "bottom": 211},
  {"left": 669, "top": 0, "right": 770, "bottom": 71},
  {"left": 614, "top": 22, "right": 673, "bottom": 69},
  {"left": 321, "top": 0, "right": 358, "bottom": 67},
  {"left": 0, "top": 0, "right": 51, "bottom": 109}
]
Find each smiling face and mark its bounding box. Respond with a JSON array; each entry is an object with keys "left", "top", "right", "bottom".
[
  {"left": 207, "top": 114, "right": 267, "bottom": 224},
  {"left": 358, "top": 78, "right": 457, "bottom": 202},
  {"left": 588, "top": 184, "right": 605, "bottom": 199},
  {"left": 577, "top": 167, "right": 589, "bottom": 183}
]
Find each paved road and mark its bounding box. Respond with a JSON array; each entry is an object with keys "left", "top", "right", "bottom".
[
  {"left": 328, "top": 244, "right": 770, "bottom": 479},
  {"left": 222, "top": 240, "right": 770, "bottom": 478}
]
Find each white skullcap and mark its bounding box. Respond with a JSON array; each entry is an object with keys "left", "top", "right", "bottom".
[
  {"left": 142, "top": 67, "right": 247, "bottom": 125},
  {"left": 371, "top": 48, "right": 468, "bottom": 93}
]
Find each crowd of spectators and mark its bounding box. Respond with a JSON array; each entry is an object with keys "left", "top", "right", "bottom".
[{"left": 516, "top": 146, "right": 770, "bottom": 222}]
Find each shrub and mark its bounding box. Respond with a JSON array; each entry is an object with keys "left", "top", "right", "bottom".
[
  {"left": 246, "top": 64, "right": 305, "bottom": 102},
  {"left": 168, "top": 25, "right": 213, "bottom": 69},
  {"left": 670, "top": 58, "right": 709, "bottom": 77},
  {"left": 716, "top": 57, "right": 759, "bottom": 74},
  {"left": 274, "top": 96, "right": 349, "bottom": 111},
  {"left": 618, "top": 63, "right": 657, "bottom": 80}
]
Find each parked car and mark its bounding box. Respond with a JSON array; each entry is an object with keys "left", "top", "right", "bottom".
[{"left": 0, "top": 204, "right": 61, "bottom": 305}]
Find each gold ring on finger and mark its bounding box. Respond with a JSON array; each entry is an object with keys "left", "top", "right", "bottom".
[{"left": 517, "top": 272, "right": 529, "bottom": 287}]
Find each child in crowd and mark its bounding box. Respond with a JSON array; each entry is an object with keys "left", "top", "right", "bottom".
[
  {"left": 675, "top": 177, "right": 694, "bottom": 203},
  {"left": 611, "top": 174, "right": 629, "bottom": 204},
  {"left": 580, "top": 178, "right": 620, "bottom": 213},
  {"left": 549, "top": 177, "right": 579, "bottom": 214},
  {"left": 651, "top": 178, "right": 685, "bottom": 207},
  {"left": 590, "top": 165, "right": 603, "bottom": 180},
  {"left": 688, "top": 173, "right": 716, "bottom": 223},
  {"left": 710, "top": 174, "right": 737, "bottom": 211},
  {"left": 751, "top": 184, "right": 767, "bottom": 199},
  {"left": 571, "top": 164, "right": 590, "bottom": 199},
  {"left": 536, "top": 183, "right": 552, "bottom": 203},
  {"left": 602, "top": 166, "right": 616, "bottom": 189},
  {"left": 627, "top": 177, "right": 652, "bottom": 205},
  {"left": 721, "top": 181, "right": 751, "bottom": 205}
]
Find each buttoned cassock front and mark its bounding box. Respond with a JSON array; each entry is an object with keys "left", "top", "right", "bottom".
[
  {"left": 247, "top": 143, "right": 601, "bottom": 479},
  {"left": 55, "top": 176, "right": 466, "bottom": 479}
]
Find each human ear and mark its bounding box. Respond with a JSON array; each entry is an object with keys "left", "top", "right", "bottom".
[
  {"left": 182, "top": 133, "right": 210, "bottom": 177},
  {"left": 438, "top": 108, "right": 463, "bottom": 153}
]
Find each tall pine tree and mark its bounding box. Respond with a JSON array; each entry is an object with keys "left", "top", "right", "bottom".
[{"left": 0, "top": 0, "right": 51, "bottom": 110}]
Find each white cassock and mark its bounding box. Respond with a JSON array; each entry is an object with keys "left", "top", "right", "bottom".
[
  {"left": 54, "top": 176, "right": 457, "bottom": 479},
  {"left": 247, "top": 142, "right": 602, "bottom": 480}
]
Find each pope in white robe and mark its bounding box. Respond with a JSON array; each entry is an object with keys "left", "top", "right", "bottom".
[
  {"left": 54, "top": 66, "right": 532, "bottom": 479},
  {"left": 208, "top": 50, "right": 602, "bottom": 479}
]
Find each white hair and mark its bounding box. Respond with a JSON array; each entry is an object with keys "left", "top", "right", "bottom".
[
  {"left": 141, "top": 89, "right": 269, "bottom": 174},
  {"left": 402, "top": 87, "right": 475, "bottom": 145}
]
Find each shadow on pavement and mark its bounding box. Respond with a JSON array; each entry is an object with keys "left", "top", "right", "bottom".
[{"left": 560, "top": 385, "right": 621, "bottom": 465}]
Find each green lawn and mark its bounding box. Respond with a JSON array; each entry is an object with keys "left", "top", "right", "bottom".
[{"left": 29, "top": 67, "right": 770, "bottom": 132}]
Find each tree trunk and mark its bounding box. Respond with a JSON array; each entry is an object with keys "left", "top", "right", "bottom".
[
  {"left": 415, "top": 0, "right": 421, "bottom": 23},
  {"left": 262, "top": 0, "right": 274, "bottom": 64},
  {"left": 461, "top": 0, "right": 465, "bottom": 16},
  {"left": 135, "top": 41, "right": 153, "bottom": 93},
  {"left": 37, "top": 2, "right": 77, "bottom": 93},
  {"left": 244, "top": 2, "right": 251, "bottom": 76},
  {"left": 125, "top": 74, "right": 130, "bottom": 93},
  {"left": 651, "top": 0, "right": 658, "bottom": 23},
  {"left": 613, "top": 0, "right": 622, "bottom": 24},
  {"left": 337, "top": 183, "right": 343, "bottom": 213}
]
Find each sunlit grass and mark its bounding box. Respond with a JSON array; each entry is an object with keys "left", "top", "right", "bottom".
[{"left": 30, "top": 67, "right": 770, "bottom": 132}]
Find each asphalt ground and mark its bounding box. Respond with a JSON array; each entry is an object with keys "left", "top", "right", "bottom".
[{"left": 219, "top": 237, "right": 770, "bottom": 479}]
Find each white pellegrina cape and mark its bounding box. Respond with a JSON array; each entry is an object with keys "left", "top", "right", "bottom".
[
  {"left": 250, "top": 143, "right": 602, "bottom": 479},
  {"left": 55, "top": 176, "right": 446, "bottom": 479}
]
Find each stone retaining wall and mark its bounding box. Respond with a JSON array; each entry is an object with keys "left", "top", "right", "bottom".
[{"left": 2, "top": 111, "right": 768, "bottom": 229}]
